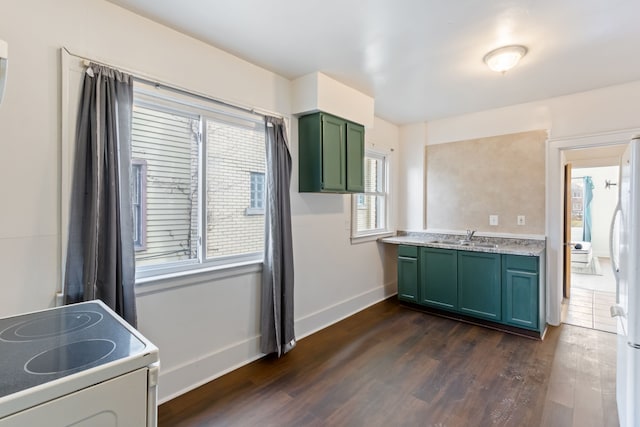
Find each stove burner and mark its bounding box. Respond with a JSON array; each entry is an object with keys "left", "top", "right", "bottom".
[
  {"left": 0, "top": 311, "right": 103, "bottom": 342},
  {"left": 24, "top": 339, "right": 117, "bottom": 375}
]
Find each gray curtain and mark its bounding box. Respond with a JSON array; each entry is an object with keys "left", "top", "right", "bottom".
[
  {"left": 63, "top": 63, "right": 137, "bottom": 327},
  {"left": 260, "top": 116, "right": 295, "bottom": 356}
]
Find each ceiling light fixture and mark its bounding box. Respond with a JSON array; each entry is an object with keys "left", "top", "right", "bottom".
[{"left": 483, "top": 45, "right": 527, "bottom": 73}]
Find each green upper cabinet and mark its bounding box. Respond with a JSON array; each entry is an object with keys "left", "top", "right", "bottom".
[
  {"left": 420, "top": 247, "right": 457, "bottom": 310},
  {"left": 298, "top": 112, "right": 364, "bottom": 193},
  {"left": 320, "top": 115, "right": 346, "bottom": 191},
  {"left": 345, "top": 122, "right": 365, "bottom": 192},
  {"left": 457, "top": 251, "right": 501, "bottom": 321},
  {"left": 502, "top": 255, "right": 539, "bottom": 329}
]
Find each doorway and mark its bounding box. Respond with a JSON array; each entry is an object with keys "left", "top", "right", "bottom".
[
  {"left": 562, "top": 163, "right": 619, "bottom": 332},
  {"left": 547, "top": 128, "right": 639, "bottom": 327}
]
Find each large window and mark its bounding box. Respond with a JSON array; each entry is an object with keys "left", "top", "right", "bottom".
[
  {"left": 352, "top": 151, "right": 388, "bottom": 237},
  {"left": 131, "top": 85, "right": 265, "bottom": 277}
]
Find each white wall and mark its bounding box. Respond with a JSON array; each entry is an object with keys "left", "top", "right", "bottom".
[
  {"left": 0, "top": 0, "right": 399, "bottom": 402},
  {"left": 398, "top": 123, "right": 427, "bottom": 230},
  {"left": 572, "top": 166, "right": 620, "bottom": 257},
  {"left": 399, "top": 80, "right": 640, "bottom": 326}
]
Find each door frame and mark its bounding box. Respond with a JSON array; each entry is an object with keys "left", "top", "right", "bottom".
[
  {"left": 546, "top": 128, "right": 639, "bottom": 326},
  {"left": 563, "top": 163, "right": 572, "bottom": 299}
]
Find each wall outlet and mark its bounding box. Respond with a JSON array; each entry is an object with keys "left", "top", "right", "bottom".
[
  {"left": 489, "top": 215, "right": 499, "bottom": 226},
  {"left": 517, "top": 215, "right": 526, "bottom": 225}
]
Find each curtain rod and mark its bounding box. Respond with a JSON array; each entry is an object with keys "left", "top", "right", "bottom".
[{"left": 62, "top": 47, "right": 284, "bottom": 121}]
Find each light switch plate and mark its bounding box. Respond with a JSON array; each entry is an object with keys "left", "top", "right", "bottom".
[
  {"left": 517, "top": 215, "right": 526, "bottom": 225},
  {"left": 489, "top": 215, "right": 499, "bottom": 226}
]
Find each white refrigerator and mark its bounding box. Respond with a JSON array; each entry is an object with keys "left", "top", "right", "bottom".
[{"left": 610, "top": 137, "right": 640, "bottom": 427}]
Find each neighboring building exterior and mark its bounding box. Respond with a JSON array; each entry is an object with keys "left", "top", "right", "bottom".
[{"left": 131, "top": 102, "right": 265, "bottom": 268}]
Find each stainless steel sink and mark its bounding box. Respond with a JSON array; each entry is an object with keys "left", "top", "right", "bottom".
[
  {"left": 466, "top": 242, "right": 499, "bottom": 249},
  {"left": 430, "top": 240, "right": 498, "bottom": 249},
  {"left": 430, "top": 239, "right": 461, "bottom": 245}
]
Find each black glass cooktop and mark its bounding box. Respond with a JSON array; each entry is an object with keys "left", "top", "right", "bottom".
[{"left": 0, "top": 301, "right": 146, "bottom": 398}]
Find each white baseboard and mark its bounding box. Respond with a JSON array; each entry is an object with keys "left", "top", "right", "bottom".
[
  {"left": 295, "top": 282, "right": 397, "bottom": 340},
  {"left": 157, "top": 281, "right": 397, "bottom": 404},
  {"left": 158, "top": 335, "right": 263, "bottom": 404}
]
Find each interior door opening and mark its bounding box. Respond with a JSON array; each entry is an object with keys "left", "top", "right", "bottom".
[{"left": 561, "top": 145, "right": 624, "bottom": 333}]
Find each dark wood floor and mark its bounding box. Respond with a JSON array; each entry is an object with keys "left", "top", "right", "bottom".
[{"left": 159, "top": 298, "right": 618, "bottom": 427}]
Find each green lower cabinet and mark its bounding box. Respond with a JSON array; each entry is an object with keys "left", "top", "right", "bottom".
[
  {"left": 397, "top": 246, "right": 418, "bottom": 303},
  {"left": 420, "top": 247, "right": 457, "bottom": 310},
  {"left": 457, "top": 251, "right": 502, "bottom": 321},
  {"left": 503, "top": 255, "right": 539, "bottom": 329},
  {"left": 398, "top": 256, "right": 418, "bottom": 302},
  {"left": 396, "top": 246, "right": 541, "bottom": 333}
]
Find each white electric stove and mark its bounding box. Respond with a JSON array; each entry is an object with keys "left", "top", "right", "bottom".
[{"left": 0, "top": 300, "right": 159, "bottom": 426}]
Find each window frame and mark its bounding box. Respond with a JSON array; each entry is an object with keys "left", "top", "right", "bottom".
[
  {"left": 131, "top": 158, "right": 147, "bottom": 251},
  {"left": 132, "top": 84, "right": 267, "bottom": 281},
  {"left": 351, "top": 150, "right": 392, "bottom": 243}
]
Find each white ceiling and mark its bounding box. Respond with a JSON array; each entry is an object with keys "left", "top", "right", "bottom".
[{"left": 108, "top": 0, "right": 640, "bottom": 124}]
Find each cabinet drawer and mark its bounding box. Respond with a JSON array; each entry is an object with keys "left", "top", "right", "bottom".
[
  {"left": 504, "top": 254, "right": 538, "bottom": 272},
  {"left": 398, "top": 245, "right": 418, "bottom": 258}
]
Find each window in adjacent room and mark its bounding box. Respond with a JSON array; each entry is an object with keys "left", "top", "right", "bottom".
[
  {"left": 131, "top": 83, "right": 265, "bottom": 278},
  {"left": 351, "top": 151, "right": 389, "bottom": 239}
]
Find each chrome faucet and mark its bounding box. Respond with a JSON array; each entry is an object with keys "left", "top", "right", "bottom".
[{"left": 465, "top": 229, "right": 476, "bottom": 241}]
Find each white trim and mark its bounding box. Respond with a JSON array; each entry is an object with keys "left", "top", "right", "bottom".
[
  {"left": 546, "top": 127, "right": 640, "bottom": 326},
  {"left": 135, "top": 261, "right": 262, "bottom": 296},
  {"left": 351, "top": 150, "right": 390, "bottom": 239},
  {"left": 547, "top": 127, "right": 640, "bottom": 145},
  {"left": 295, "top": 281, "right": 397, "bottom": 340},
  {"left": 157, "top": 334, "right": 262, "bottom": 404},
  {"left": 351, "top": 231, "right": 395, "bottom": 244},
  {"left": 59, "top": 49, "right": 86, "bottom": 296}
]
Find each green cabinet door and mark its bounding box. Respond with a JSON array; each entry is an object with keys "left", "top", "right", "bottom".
[
  {"left": 298, "top": 113, "right": 322, "bottom": 192},
  {"left": 457, "top": 251, "right": 501, "bottom": 321},
  {"left": 321, "top": 115, "right": 346, "bottom": 191},
  {"left": 503, "top": 255, "right": 539, "bottom": 329},
  {"left": 420, "top": 247, "right": 457, "bottom": 310},
  {"left": 398, "top": 255, "right": 419, "bottom": 303},
  {"left": 346, "top": 122, "right": 364, "bottom": 192}
]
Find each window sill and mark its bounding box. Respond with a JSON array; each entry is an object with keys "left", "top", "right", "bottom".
[
  {"left": 350, "top": 230, "right": 395, "bottom": 245},
  {"left": 245, "top": 207, "right": 265, "bottom": 216},
  {"left": 135, "top": 260, "right": 263, "bottom": 296}
]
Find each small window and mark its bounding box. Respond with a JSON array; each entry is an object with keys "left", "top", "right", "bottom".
[
  {"left": 352, "top": 151, "right": 389, "bottom": 238},
  {"left": 246, "top": 172, "right": 265, "bottom": 215},
  {"left": 131, "top": 159, "right": 147, "bottom": 251}
]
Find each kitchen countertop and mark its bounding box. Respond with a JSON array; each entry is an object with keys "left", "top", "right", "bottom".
[{"left": 380, "top": 232, "right": 545, "bottom": 257}]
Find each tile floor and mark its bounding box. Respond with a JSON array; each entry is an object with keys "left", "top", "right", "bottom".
[{"left": 563, "top": 257, "right": 617, "bottom": 334}]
